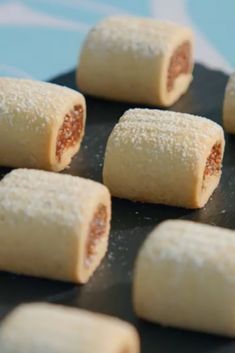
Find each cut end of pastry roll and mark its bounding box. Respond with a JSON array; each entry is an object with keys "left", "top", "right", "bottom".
[
  {"left": 77, "top": 16, "right": 194, "bottom": 107},
  {"left": 204, "top": 143, "right": 222, "bottom": 178},
  {"left": 201, "top": 141, "right": 223, "bottom": 205},
  {"left": 133, "top": 220, "right": 235, "bottom": 337},
  {"left": 223, "top": 73, "right": 235, "bottom": 134},
  {"left": 85, "top": 203, "right": 109, "bottom": 269},
  {"left": 0, "top": 169, "right": 111, "bottom": 283},
  {"left": 103, "top": 109, "right": 225, "bottom": 209},
  {"left": 0, "top": 78, "right": 86, "bottom": 172},
  {"left": 167, "top": 41, "right": 192, "bottom": 92},
  {"left": 56, "top": 104, "right": 84, "bottom": 163},
  {"left": 0, "top": 303, "right": 140, "bottom": 353}
]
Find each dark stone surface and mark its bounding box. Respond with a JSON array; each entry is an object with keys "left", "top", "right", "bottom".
[{"left": 1, "top": 64, "right": 235, "bottom": 352}]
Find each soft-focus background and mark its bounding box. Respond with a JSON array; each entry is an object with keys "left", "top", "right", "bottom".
[{"left": 0, "top": 0, "right": 234, "bottom": 80}]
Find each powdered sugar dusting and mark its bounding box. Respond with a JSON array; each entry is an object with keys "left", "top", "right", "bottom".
[
  {"left": 144, "top": 220, "right": 235, "bottom": 282},
  {"left": 108, "top": 108, "right": 223, "bottom": 172},
  {"left": 85, "top": 16, "right": 191, "bottom": 57},
  {"left": 0, "top": 169, "right": 108, "bottom": 227},
  {"left": 0, "top": 78, "right": 81, "bottom": 133}
]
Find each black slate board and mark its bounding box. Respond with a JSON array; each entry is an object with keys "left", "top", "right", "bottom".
[{"left": 1, "top": 64, "right": 235, "bottom": 352}]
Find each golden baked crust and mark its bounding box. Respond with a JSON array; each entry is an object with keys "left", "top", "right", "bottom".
[
  {"left": 0, "top": 78, "right": 86, "bottom": 171},
  {"left": 0, "top": 169, "right": 111, "bottom": 283},
  {"left": 103, "top": 108, "right": 225, "bottom": 209},
  {"left": 0, "top": 303, "right": 140, "bottom": 353},
  {"left": 77, "top": 16, "right": 194, "bottom": 107},
  {"left": 133, "top": 220, "right": 235, "bottom": 337}
]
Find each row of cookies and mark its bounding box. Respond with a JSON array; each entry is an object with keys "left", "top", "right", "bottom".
[
  {"left": 0, "top": 15, "right": 235, "bottom": 352},
  {"left": 0, "top": 102, "right": 226, "bottom": 283},
  {"left": 0, "top": 168, "right": 139, "bottom": 350},
  {"left": 0, "top": 96, "right": 232, "bottom": 349},
  {"left": 0, "top": 77, "right": 228, "bottom": 209},
  {"left": 1, "top": 218, "right": 235, "bottom": 353},
  {"left": 0, "top": 15, "right": 234, "bottom": 212}
]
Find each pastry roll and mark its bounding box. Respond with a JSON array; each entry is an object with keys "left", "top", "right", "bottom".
[
  {"left": 0, "top": 303, "right": 140, "bottom": 353},
  {"left": 0, "top": 169, "right": 111, "bottom": 283},
  {"left": 133, "top": 220, "right": 235, "bottom": 337},
  {"left": 0, "top": 78, "right": 86, "bottom": 172},
  {"left": 103, "top": 108, "right": 225, "bottom": 209},
  {"left": 223, "top": 72, "right": 235, "bottom": 134},
  {"left": 77, "top": 16, "right": 194, "bottom": 107}
]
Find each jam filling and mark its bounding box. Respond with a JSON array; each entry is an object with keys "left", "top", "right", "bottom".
[
  {"left": 85, "top": 204, "right": 107, "bottom": 268},
  {"left": 204, "top": 143, "right": 222, "bottom": 179},
  {"left": 167, "top": 41, "right": 191, "bottom": 92},
  {"left": 56, "top": 104, "right": 83, "bottom": 161}
]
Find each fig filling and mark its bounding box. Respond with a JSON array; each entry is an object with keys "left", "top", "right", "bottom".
[
  {"left": 167, "top": 41, "right": 191, "bottom": 92},
  {"left": 85, "top": 204, "right": 108, "bottom": 268},
  {"left": 56, "top": 104, "right": 83, "bottom": 161},
  {"left": 204, "top": 143, "right": 222, "bottom": 179}
]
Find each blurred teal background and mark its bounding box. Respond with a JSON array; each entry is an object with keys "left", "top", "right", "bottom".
[{"left": 0, "top": 0, "right": 234, "bottom": 80}]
